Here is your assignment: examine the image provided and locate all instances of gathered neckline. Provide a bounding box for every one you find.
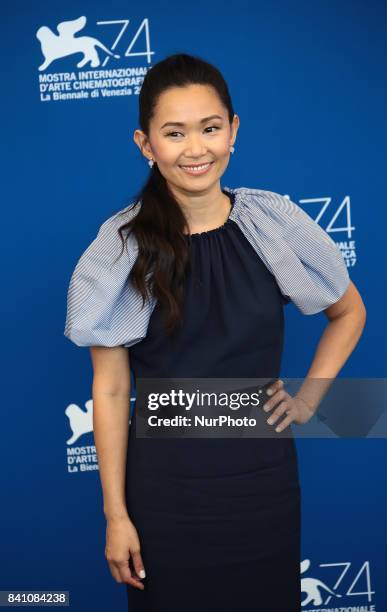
[184,189,236,239]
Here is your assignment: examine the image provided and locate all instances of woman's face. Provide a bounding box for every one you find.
[135,84,239,195]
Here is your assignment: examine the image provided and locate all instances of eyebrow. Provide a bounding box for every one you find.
[160,115,224,130]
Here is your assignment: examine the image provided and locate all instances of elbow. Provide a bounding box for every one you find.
[324,280,367,326]
[92,381,131,398]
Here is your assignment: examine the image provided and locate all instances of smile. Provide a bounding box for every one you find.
[179,162,214,175]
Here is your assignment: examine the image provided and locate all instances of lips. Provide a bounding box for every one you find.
[179,162,213,168]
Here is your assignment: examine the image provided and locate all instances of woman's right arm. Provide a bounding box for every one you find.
[90,345,146,590]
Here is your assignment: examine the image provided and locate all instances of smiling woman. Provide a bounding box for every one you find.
[64,52,365,612]
[145,98,234,190]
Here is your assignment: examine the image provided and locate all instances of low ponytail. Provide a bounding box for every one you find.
[118,163,192,336]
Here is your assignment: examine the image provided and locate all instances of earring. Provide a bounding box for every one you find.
[230,145,235,154]
[148,158,154,167]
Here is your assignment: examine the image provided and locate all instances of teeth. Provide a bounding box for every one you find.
[181,163,211,172]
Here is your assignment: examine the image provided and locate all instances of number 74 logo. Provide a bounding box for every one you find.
[300,196,355,240]
[96,18,154,67]
[301,559,375,607]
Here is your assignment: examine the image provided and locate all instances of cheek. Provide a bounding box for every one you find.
[157,145,181,165]
[214,137,232,156]
[149,139,174,161]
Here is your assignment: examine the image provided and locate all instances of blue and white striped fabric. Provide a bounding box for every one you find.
[64,187,350,347]
[64,202,156,348]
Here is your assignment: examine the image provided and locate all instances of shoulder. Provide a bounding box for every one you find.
[74,200,143,268]
[64,199,153,348]
[229,186,350,315]
[94,200,142,240]
[232,186,337,247]
[233,186,310,219]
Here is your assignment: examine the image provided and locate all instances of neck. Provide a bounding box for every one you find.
[169,184,232,235]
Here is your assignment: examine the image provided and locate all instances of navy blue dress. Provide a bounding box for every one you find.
[125,190,301,611]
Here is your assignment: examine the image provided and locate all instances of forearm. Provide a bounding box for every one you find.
[296,310,366,412]
[92,386,131,521]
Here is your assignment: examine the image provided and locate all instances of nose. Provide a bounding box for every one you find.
[185,134,207,158]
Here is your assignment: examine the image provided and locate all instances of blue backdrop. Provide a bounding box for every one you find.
[2,0,386,610]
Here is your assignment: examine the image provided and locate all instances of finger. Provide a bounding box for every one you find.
[266,400,290,425]
[263,388,287,413]
[274,413,294,433]
[266,378,284,397]
[117,560,145,590]
[131,550,146,580]
[108,562,123,583]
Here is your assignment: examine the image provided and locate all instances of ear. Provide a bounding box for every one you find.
[133,129,153,160]
[230,114,240,146]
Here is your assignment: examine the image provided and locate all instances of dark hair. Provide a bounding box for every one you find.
[117,53,235,335]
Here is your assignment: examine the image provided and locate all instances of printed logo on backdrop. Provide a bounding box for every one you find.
[65,396,135,474]
[285,195,357,268]
[301,558,377,611]
[36,15,153,102]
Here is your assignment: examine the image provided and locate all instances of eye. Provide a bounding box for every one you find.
[204,126,221,133]
[165,126,221,138]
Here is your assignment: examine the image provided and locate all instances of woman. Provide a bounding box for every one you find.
[64,53,366,611]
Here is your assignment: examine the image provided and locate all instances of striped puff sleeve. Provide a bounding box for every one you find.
[64,203,156,347]
[235,188,350,314]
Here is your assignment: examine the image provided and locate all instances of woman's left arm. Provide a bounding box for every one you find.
[306,279,367,379]
[263,280,367,431]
